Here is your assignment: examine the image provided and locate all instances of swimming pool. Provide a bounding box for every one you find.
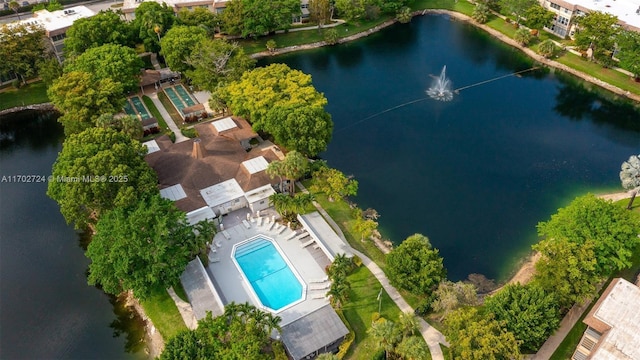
[233,237,304,312]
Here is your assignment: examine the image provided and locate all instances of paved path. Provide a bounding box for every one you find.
[167,287,198,330]
[297,182,448,360]
[144,90,189,143]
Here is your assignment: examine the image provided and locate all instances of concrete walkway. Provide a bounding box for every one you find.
[297,182,448,360]
[144,90,189,143]
[167,287,198,330]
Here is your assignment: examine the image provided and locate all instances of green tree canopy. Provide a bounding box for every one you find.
[532,239,600,309]
[220,64,333,156]
[334,0,366,22]
[185,39,255,92]
[65,43,143,93]
[432,280,478,320]
[47,127,158,229]
[443,307,522,360]
[524,3,554,30]
[266,150,308,194]
[95,113,144,140]
[499,0,536,24]
[309,0,332,26]
[161,304,280,359]
[220,0,245,36]
[64,10,134,56]
[177,7,220,35]
[386,233,445,295]
[160,26,208,74]
[134,1,175,52]
[574,11,620,62]
[396,336,429,360]
[48,71,124,135]
[616,31,640,79]
[87,194,214,298]
[537,194,640,275]
[36,57,63,87]
[310,166,358,201]
[485,283,560,352]
[0,23,47,84]
[241,0,300,37]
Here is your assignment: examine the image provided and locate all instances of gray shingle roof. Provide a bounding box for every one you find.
[281,304,349,360]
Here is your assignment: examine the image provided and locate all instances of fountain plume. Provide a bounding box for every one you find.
[427,66,454,101]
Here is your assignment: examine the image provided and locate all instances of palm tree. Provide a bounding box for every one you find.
[328,253,353,278]
[620,154,640,209]
[261,312,282,336]
[9,1,21,20]
[395,336,429,360]
[396,312,419,338]
[539,39,557,58]
[327,277,350,309]
[367,319,401,359]
[472,3,490,24]
[280,151,308,195]
[266,160,285,192]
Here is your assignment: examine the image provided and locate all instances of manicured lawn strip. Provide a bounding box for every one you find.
[342,266,404,360]
[0,81,49,110]
[441,344,451,360]
[173,282,189,302]
[142,95,170,132]
[157,92,183,126]
[308,188,389,269]
[140,287,188,340]
[239,16,392,55]
[485,16,519,38]
[412,0,474,14]
[556,52,640,94]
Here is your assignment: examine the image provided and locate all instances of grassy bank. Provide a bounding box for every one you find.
[0,82,49,110]
[343,266,407,359]
[140,286,189,340]
[556,52,640,94]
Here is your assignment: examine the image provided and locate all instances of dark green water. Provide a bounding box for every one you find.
[262,14,640,281]
[0,111,146,359]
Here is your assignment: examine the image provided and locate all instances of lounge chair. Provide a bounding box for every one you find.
[300,238,316,248]
[210,257,221,263]
[222,230,231,240]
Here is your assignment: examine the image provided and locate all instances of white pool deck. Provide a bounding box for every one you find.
[204,212,334,326]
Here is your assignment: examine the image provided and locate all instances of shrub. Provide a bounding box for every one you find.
[472,3,491,24]
[538,39,556,58]
[515,28,532,46]
[324,28,340,45]
[272,341,288,360]
[352,254,362,267]
[396,6,412,24]
[266,39,277,53]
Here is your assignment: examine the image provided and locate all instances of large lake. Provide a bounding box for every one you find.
[0,111,145,359]
[262,14,640,281]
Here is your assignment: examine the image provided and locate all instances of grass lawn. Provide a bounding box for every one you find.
[306,185,389,269]
[140,287,188,340]
[556,52,640,95]
[157,92,183,126]
[0,81,49,110]
[142,95,170,132]
[342,266,408,360]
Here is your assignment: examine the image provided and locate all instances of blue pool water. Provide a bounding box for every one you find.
[234,238,303,311]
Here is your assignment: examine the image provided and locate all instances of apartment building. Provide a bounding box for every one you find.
[540,0,640,38]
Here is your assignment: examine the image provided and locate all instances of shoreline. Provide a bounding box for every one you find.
[252,10,640,104]
[497,190,634,291]
[0,103,55,117]
[123,291,165,359]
